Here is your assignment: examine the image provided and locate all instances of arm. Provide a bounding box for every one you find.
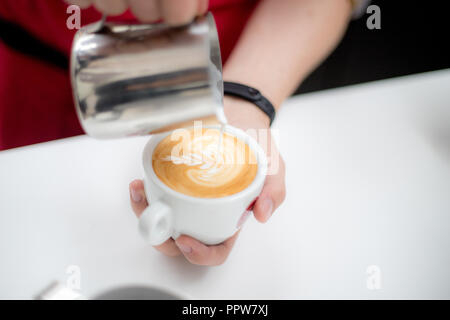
[224,0,352,109]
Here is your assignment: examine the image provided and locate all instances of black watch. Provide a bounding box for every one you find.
[223,81,276,126]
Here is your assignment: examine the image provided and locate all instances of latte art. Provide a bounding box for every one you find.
[152,128,258,198]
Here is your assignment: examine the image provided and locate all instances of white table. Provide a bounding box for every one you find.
[1,69,449,299]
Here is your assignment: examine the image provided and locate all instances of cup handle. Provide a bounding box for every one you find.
[138,201,173,246]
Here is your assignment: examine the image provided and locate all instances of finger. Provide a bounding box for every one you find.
[93,0,128,16]
[153,238,182,257]
[129,180,181,256]
[129,179,148,217]
[158,0,198,26]
[253,157,286,223]
[128,0,161,23]
[65,0,92,8]
[175,231,240,266]
[197,0,209,16]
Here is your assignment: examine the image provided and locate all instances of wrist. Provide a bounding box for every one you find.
[223,81,276,126]
[223,96,271,130]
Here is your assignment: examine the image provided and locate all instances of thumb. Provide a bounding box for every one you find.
[129,179,148,217]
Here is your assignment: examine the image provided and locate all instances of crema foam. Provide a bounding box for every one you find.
[152,128,258,198]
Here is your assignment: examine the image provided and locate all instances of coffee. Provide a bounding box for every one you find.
[152,127,258,198]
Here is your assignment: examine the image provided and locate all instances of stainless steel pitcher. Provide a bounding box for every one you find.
[70,13,225,139]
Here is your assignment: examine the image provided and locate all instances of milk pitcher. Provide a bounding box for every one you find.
[70,13,225,139]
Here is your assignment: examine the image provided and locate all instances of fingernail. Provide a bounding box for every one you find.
[130,188,142,203]
[176,243,192,254]
[261,198,273,221]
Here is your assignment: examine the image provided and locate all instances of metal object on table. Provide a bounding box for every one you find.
[70,13,225,139]
[35,281,184,300]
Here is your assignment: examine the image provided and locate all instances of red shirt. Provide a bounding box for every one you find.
[0,0,258,150]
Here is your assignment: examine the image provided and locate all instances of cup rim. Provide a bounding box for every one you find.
[142,125,268,203]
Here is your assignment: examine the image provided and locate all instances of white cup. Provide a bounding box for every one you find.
[139,125,267,246]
